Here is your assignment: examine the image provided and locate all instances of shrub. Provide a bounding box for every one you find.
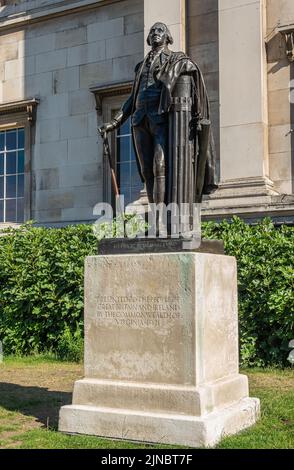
[202,217,294,367]
[0,217,293,367]
[0,222,96,357]
[55,324,84,363]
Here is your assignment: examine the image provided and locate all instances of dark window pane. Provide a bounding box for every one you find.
[130,186,142,203]
[119,184,128,195]
[18,128,25,149]
[17,174,24,198]
[125,189,132,206]
[118,162,130,188]
[6,175,16,198]
[114,118,139,203]
[0,154,3,175]
[0,132,4,151]
[0,128,26,222]
[131,162,141,187]
[6,199,17,222]
[117,137,130,163]
[17,198,24,223]
[119,185,131,204]
[18,150,25,173]
[6,130,17,150]
[0,177,3,199]
[0,199,3,222]
[118,119,131,136]
[6,152,17,175]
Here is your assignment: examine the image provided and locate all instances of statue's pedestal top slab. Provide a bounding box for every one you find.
[98,238,224,255]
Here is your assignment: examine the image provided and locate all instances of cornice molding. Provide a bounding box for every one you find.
[0,98,39,123]
[0,0,120,31]
[90,81,132,115]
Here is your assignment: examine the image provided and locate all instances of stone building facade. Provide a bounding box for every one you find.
[0,0,293,226]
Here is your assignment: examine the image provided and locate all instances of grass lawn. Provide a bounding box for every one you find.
[0,356,293,449]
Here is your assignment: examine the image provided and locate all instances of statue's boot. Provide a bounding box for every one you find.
[145,178,154,204]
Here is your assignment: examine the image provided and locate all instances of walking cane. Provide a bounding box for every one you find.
[98,129,124,218]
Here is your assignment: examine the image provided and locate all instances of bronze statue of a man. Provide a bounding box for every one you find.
[99,22,217,220]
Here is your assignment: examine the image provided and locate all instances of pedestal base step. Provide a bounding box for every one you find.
[59,397,260,448]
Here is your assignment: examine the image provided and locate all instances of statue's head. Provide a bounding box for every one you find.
[147,22,173,48]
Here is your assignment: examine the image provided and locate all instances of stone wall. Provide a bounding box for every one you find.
[267,0,294,195]
[187,0,220,167]
[0,0,144,223]
[0,0,293,225]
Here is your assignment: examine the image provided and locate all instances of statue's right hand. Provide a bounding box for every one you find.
[98,121,116,136]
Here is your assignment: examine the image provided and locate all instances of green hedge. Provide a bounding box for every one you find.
[0,218,293,366]
[0,223,96,359]
[203,218,294,367]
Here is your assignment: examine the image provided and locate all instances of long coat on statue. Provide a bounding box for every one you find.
[120,49,218,204]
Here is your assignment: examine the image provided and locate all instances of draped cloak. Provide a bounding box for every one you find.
[120,50,218,204]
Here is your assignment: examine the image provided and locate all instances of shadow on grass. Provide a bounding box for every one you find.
[0,382,72,430]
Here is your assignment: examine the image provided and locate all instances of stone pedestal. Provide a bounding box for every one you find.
[59,253,259,447]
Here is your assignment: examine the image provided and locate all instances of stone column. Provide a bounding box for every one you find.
[204,0,277,216]
[144,0,186,54]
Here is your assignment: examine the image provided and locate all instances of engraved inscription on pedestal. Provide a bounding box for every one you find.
[84,254,195,385]
[94,294,181,328]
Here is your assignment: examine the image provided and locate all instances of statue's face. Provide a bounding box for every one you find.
[149,23,168,48]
